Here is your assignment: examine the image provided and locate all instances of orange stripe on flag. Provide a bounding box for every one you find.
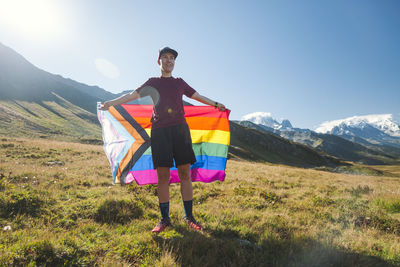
[185,117,229,131]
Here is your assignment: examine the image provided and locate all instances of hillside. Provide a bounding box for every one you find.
[279,129,400,165]
[0,138,399,266]
[0,96,100,142]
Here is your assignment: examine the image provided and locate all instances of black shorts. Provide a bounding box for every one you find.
[151,123,197,169]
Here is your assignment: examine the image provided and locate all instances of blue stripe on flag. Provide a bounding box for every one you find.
[130,155,227,171]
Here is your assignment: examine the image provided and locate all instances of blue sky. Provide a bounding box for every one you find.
[1,0,399,129]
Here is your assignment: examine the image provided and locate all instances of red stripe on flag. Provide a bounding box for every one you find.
[121,104,230,119]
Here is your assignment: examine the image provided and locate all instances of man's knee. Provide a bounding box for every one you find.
[157,167,170,183]
[178,164,191,181]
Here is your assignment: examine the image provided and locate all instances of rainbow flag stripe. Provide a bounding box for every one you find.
[97,104,230,185]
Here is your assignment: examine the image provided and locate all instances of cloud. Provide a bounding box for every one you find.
[95,58,120,79]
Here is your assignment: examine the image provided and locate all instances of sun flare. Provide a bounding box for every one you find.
[0,0,65,41]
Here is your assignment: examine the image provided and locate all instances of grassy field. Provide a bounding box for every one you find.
[1,137,400,266]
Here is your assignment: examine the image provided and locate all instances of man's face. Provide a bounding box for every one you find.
[158,52,175,74]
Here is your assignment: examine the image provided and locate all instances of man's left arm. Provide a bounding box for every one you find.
[190,92,226,111]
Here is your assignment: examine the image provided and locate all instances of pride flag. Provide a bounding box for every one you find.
[97,104,230,185]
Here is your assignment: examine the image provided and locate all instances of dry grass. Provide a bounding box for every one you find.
[1,137,400,266]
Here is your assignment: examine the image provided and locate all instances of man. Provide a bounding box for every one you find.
[101,47,226,233]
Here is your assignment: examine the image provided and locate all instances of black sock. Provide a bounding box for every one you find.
[183,200,193,219]
[159,202,170,220]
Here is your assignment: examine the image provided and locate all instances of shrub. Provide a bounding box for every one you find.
[0,190,46,218]
[0,143,14,148]
[127,183,157,196]
[9,239,92,266]
[311,195,335,207]
[94,199,143,224]
[58,217,77,229]
[313,210,334,222]
[354,214,400,236]
[0,173,6,191]
[7,172,37,184]
[260,191,281,204]
[375,199,400,214]
[82,181,91,188]
[347,185,373,197]
[234,185,256,196]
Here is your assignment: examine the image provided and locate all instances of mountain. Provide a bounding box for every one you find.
[316,114,400,136]
[229,121,346,168]
[237,120,399,165]
[315,114,400,148]
[0,42,114,140]
[0,43,114,114]
[240,111,400,164]
[0,43,155,140]
[241,112,293,130]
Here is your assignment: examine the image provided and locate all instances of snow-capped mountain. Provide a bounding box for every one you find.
[315,114,400,148]
[241,112,293,130]
[315,114,400,137]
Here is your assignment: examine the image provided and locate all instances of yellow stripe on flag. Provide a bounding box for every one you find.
[190,129,230,145]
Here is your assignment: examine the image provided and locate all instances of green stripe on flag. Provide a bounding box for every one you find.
[192,143,228,157]
[142,143,227,157]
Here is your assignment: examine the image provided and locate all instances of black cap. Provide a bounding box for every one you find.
[158,47,178,60]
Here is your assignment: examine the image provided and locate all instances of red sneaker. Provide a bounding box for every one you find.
[184,216,203,231]
[151,218,172,233]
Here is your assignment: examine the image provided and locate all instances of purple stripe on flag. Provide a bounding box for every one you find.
[128,168,226,185]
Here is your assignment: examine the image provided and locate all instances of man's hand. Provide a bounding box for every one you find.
[216,103,226,111]
[99,91,140,111]
[100,101,112,110]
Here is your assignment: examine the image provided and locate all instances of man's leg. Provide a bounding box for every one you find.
[178,164,203,230]
[178,163,192,201]
[152,167,171,233]
[157,167,170,203]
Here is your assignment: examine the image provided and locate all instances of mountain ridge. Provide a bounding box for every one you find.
[315,114,400,149]
[316,114,400,137]
[0,42,113,114]
[240,112,400,164]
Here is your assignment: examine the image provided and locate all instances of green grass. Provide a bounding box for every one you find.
[375,198,400,214]
[0,137,400,266]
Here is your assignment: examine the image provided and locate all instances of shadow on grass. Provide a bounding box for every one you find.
[5,239,93,266]
[0,190,47,218]
[154,226,397,267]
[94,199,143,224]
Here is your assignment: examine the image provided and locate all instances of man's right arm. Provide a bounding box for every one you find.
[101,91,140,110]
